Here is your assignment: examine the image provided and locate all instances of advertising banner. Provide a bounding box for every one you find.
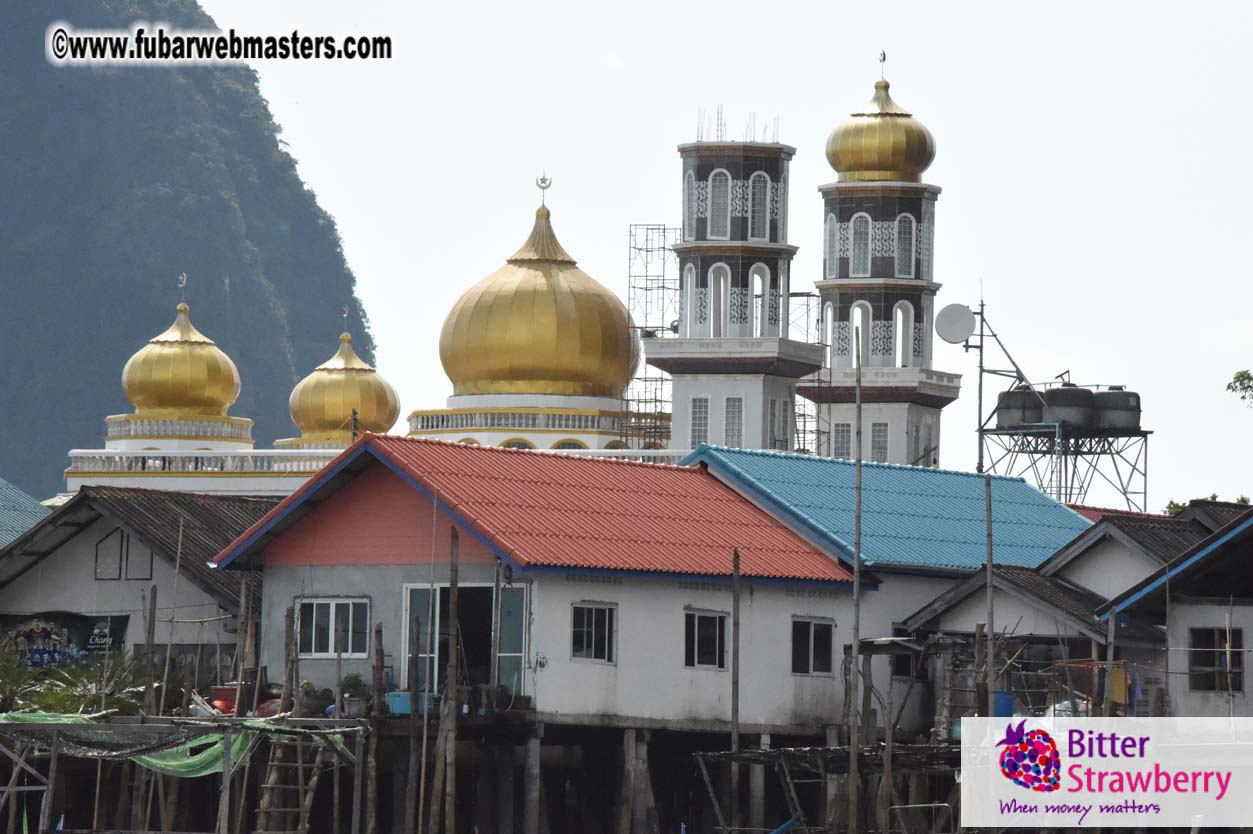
[0,612,129,667]
[962,717,1253,828]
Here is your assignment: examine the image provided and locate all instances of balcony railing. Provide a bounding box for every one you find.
[67,448,338,475]
[105,415,254,442]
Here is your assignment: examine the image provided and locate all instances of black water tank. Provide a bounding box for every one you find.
[996,386,1043,428]
[1043,383,1095,429]
[1094,386,1141,433]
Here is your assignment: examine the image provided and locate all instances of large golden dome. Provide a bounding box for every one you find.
[288,332,400,442]
[826,79,935,182]
[439,205,635,398]
[121,302,241,417]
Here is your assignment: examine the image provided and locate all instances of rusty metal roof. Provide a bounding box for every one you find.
[214,435,854,584]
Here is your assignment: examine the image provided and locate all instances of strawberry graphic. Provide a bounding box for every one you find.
[996,720,1060,792]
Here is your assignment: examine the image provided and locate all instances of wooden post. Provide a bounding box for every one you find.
[352,729,365,834]
[631,731,658,834]
[523,733,541,834]
[849,323,863,834]
[234,576,250,718]
[366,623,384,834]
[293,604,304,717]
[750,734,768,833]
[985,474,996,718]
[406,615,420,834]
[974,622,987,718]
[145,586,158,713]
[730,548,741,831]
[616,729,635,834]
[490,557,502,711]
[1103,615,1118,717]
[335,617,345,718]
[280,606,295,712]
[476,740,497,834]
[38,734,58,834]
[445,527,460,834]
[217,728,232,834]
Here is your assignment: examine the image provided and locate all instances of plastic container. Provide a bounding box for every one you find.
[993,689,1014,717]
[387,690,439,716]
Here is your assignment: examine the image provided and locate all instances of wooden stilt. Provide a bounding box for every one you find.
[615,729,635,834]
[496,746,516,834]
[38,734,58,834]
[444,527,460,834]
[630,730,658,834]
[407,614,422,834]
[750,733,769,832]
[366,622,384,834]
[523,733,541,834]
[476,738,497,834]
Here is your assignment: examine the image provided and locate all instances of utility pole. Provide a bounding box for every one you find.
[848,326,863,834]
[731,548,741,829]
[985,474,995,718]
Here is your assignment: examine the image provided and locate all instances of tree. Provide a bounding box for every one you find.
[1164,494,1251,516]
[1229,370,1253,404]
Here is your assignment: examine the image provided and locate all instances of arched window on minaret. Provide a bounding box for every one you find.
[709,263,731,337]
[748,172,770,241]
[823,301,836,368]
[681,264,695,337]
[895,214,915,278]
[749,263,773,337]
[729,267,751,337]
[850,301,872,367]
[708,170,731,239]
[850,213,871,277]
[684,172,696,241]
[824,214,837,279]
[893,301,915,367]
[695,267,710,337]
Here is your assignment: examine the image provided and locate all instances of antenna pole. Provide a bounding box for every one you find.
[848,325,863,834]
[976,298,986,473]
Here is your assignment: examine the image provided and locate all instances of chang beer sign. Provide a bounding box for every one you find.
[0,612,129,667]
[962,718,1253,828]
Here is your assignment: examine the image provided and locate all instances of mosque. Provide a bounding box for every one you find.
[61,75,961,496]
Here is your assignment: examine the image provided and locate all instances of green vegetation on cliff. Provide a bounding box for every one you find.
[0,0,376,498]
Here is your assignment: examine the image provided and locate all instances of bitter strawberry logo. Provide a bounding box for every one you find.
[996,720,1061,792]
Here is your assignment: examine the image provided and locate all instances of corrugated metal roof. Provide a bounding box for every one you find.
[217,435,853,583]
[1068,504,1168,523]
[0,487,275,614]
[684,446,1092,572]
[1103,515,1212,564]
[0,476,48,549]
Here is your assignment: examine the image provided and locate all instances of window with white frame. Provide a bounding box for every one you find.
[824,214,837,278]
[748,172,769,240]
[851,213,871,277]
[1190,627,1243,692]
[791,618,834,675]
[683,172,696,241]
[572,604,616,663]
[298,598,369,658]
[871,422,889,463]
[691,397,709,446]
[724,398,743,448]
[684,611,726,669]
[832,423,851,459]
[768,398,778,449]
[708,171,730,239]
[895,214,915,278]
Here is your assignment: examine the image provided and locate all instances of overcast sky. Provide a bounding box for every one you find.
[197,0,1252,510]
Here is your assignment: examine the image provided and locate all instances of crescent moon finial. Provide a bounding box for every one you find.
[535,172,551,205]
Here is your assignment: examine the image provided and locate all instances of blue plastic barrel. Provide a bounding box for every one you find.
[993,690,1014,717]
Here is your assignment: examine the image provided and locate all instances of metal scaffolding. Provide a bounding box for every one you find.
[621,224,681,448]
[789,291,830,457]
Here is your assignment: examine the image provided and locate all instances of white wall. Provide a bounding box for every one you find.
[1166,601,1253,717]
[937,585,1089,639]
[0,516,234,651]
[1057,536,1161,599]
[670,373,798,450]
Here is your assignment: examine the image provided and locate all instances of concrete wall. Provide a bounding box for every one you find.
[0,515,234,651]
[1057,536,1160,599]
[937,585,1092,639]
[669,374,799,451]
[1166,601,1253,717]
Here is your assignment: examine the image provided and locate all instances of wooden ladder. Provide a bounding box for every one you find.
[255,734,331,834]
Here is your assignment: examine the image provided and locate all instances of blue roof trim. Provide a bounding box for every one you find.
[684,445,1090,573]
[1100,512,1253,620]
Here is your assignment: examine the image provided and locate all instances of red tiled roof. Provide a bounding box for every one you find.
[1067,504,1167,523]
[215,435,853,583]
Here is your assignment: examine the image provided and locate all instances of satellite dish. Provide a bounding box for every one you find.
[935,303,976,344]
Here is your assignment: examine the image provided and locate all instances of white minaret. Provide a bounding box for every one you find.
[800,77,961,466]
[644,140,824,450]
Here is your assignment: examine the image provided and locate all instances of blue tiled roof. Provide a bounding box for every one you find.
[0,475,47,550]
[682,446,1091,572]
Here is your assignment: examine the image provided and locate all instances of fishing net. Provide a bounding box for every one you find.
[0,714,343,778]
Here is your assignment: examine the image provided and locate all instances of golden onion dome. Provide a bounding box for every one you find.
[439,205,635,398]
[121,302,241,417]
[288,332,400,441]
[826,79,935,182]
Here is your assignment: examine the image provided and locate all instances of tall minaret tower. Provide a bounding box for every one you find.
[799,78,961,466]
[644,140,824,450]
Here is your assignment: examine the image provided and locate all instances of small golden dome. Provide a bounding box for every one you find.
[439,205,635,398]
[826,79,935,182]
[122,303,241,417]
[289,332,400,442]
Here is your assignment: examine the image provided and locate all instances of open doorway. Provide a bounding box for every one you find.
[404,583,526,698]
